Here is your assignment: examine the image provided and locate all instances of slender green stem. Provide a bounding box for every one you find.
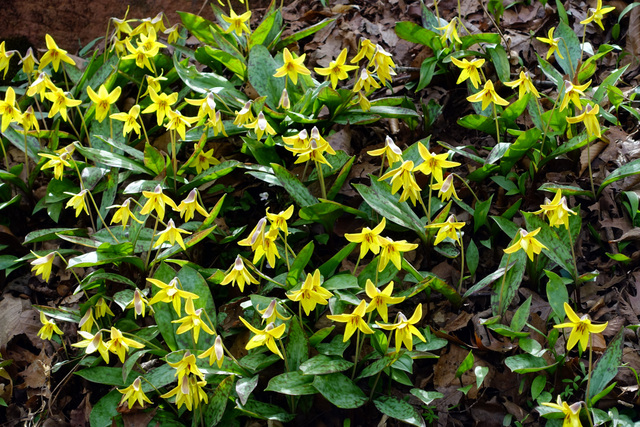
[585,336,595,427]
[351,330,362,380]
[145,217,159,270]
[378,152,387,178]
[458,237,465,293]
[566,225,581,304]
[493,103,500,145]
[87,190,119,242]
[315,159,327,199]
[22,131,30,178]
[452,173,480,203]
[587,141,596,198]
[497,252,512,318]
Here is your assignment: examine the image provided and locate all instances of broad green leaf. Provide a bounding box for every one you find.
[473,196,493,232]
[593,65,629,103]
[490,248,526,317]
[395,21,440,49]
[536,54,563,87]
[249,6,282,49]
[235,374,259,406]
[487,45,510,82]
[475,366,489,389]
[24,228,87,244]
[144,142,165,175]
[588,329,623,403]
[466,239,479,276]
[276,18,336,50]
[457,114,495,135]
[89,390,120,427]
[236,399,295,422]
[76,367,136,386]
[357,354,397,379]
[510,295,532,333]
[374,396,426,427]
[299,203,345,232]
[531,375,546,401]
[182,160,240,193]
[299,354,353,375]
[178,11,217,45]
[545,270,570,319]
[74,145,152,175]
[323,274,359,291]
[286,241,314,289]
[540,132,596,168]
[312,373,367,409]
[410,389,444,405]
[242,136,280,166]
[265,371,317,395]
[354,177,426,242]
[286,317,308,372]
[318,242,357,278]
[174,56,244,98]
[248,45,284,109]
[314,335,350,357]
[554,21,582,79]
[505,354,556,373]
[499,128,541,175]
[271,163,318,207]
[455,351,474,379]
[599,157,640,195]
[204,375,234,426]
[68,251,144,271]
[460,33,501,50]
[522,213,574,274]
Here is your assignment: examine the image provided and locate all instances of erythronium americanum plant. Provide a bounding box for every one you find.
[1,0,637,425]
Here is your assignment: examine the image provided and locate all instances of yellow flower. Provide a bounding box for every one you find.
[239,317,287,359]
[431,174,459,201]
[118,377,152,409]
[379,160,422,205]
[541,397,583,427]
[30,251,56,282]
[536,27,564,60]
[161,375,208,411]
[351,38,377,63]
[142,74,168,97]
[154,219,191,251]
[207,111,227,136]
[168,351,205,381]
[287,270,334,316]
[559,80,591,111]
[365,280,405,323]
[368,136,403,166]
[244,112,276,141]
[65,189,89,217]
[19,47,39,76]
[466,80,509,111]
[450,57,485,89]
[415,144,461,183]
[40,152,72,180]
[355,91,371,111]
[27,72,56,101]
[166,109,197,141]
[142,88,178,126]
[133,13,167,36]
[253,228,281,268]
[109,198,143,229]
[376,304,426,351]
[164,24,181,44]
[288,135,335,168]
[186,92,217,122]
[504,227,548,261]
[126,289,152,318]
[567,104,601,138]
[278,88,290,110]
[435,18,462,45]
[220,255,259,292]
[122,39,155,71]
[273,47,311,85]
[21,106,40,133]
[233,101,255,126]
[353,69,381,93]
[39,34,76,72]
[191,142,220,174]
[95,297,115,319]
[111,17,134,38]
[378,237,419,272]
[256,299,291,325]
[532,190,576,229]
[266,205,294,235]
[554,302,608,351]
[426,214,465,246]
[314,48,358,89]
[282,129,309,149]
[148,277,199,316]
[72,331,110,363]
[344,218,386,259]
[581,0,615,30]
[0,42,16,78]
[87,84,121,122]
[198,335,225,368]
[327,300,374,342]
[222,7,252,36]
[79,308,96,333]
[177,189,209,222]
[504,70,540,100]
[46,88,82,122]
[107,327,144,363]
[139,185,178,220]
[137,27,166,56]
[0,87,21,132]
[172,298,215,344]
[110,105,141,136]
[37,311,63,340]
[238,217,267,251]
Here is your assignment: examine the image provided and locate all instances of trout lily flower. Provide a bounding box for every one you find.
[368,136,403,166]
[378,237,419,272]
[142,88,178,125]
[176,189,209,222]
[107,327,144,363]
[327,300,374,342]
[451,57,485,89]
[139,185,178,220]
[287,270,334,316]
[172,298,215,344]
[219,255,259,292]
[426,215,465,246]
[581,0,615,30]
[536,27,564,59]
[532,190,576,229]
[466,80,509,111]
[344,218,386,259]
[118,377,152,409]
[266,205,294,235]
[365,280,405,323]
[567,104,601,138]
[110,105,141,136]
[431,174,459,201]
[504,70,540,100]
[198,335,225,368]
[379,160,422,206]
[148,277,199,316]
[87,84,121,122]
[435,18,463,45]
[273,47,311,85]
[65,189,89,217]
[30,252,56,282]
[559,80,592,111]
[109,198,143,229]
[415,144,460,183]
[153,219,191,251]
[239,317,287,359]
[504,227,548,261]
[222,7,252,36]
[541,397,583,427]
[376,304,426,351]
[39,34,76,71]
[554,302,608,351]
[37,311,63,340]
[72,331,111,363]
[314,48,358,89]
[46,88,82,122]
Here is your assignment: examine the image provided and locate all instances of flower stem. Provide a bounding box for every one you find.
[497,252,512,318]
[351,330,362,380]
[315,159,327,199]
